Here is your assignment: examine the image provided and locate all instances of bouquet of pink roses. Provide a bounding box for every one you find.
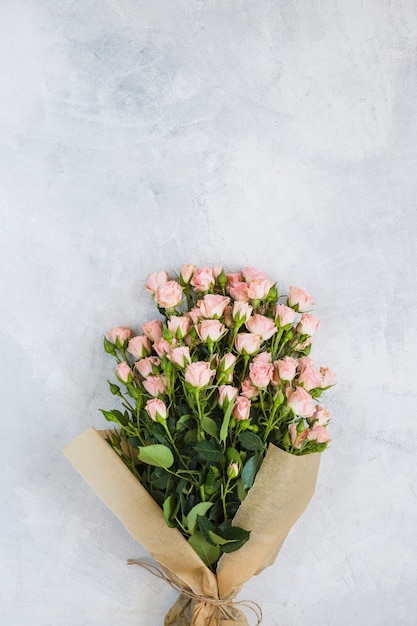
[64,265,335,625]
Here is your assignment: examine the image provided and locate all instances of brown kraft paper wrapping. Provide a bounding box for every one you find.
[63,427,320,625]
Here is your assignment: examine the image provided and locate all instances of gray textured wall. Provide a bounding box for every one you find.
[1,1,416,624]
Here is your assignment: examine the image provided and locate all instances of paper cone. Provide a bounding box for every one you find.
[63,428,320,625]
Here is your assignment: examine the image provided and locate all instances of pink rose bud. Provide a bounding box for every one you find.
[146,271,169,293]
[246,279,273,300]
[227,462,240,478]
[191,267,215,292]
[155,280,183,308]
[127,335,151,359]
[241,377,259,399]
[135,356,161,378]
[286,386,316,418]
[246,314,277,341]
[252,352,272,364]
[167,315,191,339]
[108,326,132,344]
[142,320,163,342]
[198,294,230,319]
[223,305,233,328]
[142,375,167,397]
[297,313,320,336]
[288,423,309,449]
[288,286,315,312]
[169,346,191,368]
[145,398,167,421]
[219,353,237,373]
[298,362,323,391]
[218,385,239,407]
[274,304,297,327]
[275,356,298,382]
[212,266,224,281]
[232,396,251,421]
[249,360,274,388]
[153,338,175,358]
[184,361,214,388]
[235,333,261,355]
[307,423,331,443]
[310,405,330,425]
[232,301,253,323]
[180,264,196,284]
[228,281,250,302]
[320,367,336,387]
[241,266,270,282]
[116,362,133,383]
[197,319,227,342]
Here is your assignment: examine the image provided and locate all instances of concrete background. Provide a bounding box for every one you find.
[1,1,416,624]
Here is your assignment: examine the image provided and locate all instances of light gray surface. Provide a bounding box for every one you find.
[1,1,416,624]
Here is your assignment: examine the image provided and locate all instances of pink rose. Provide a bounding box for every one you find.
[226,272,243,287]
[185,361,214,388]
[288,286,315,312]
[180,264,196,284]
[146,398,167,421]
[288,423,309,449]
[153,338,175,358]
[155,281,183,308]
[297,313,320,336]
[127,335,151,359]
[142,320,163,342]
[249,360,274,388]
[298,362,322,391]
[228,282,249,302]
[167,315,191,339]
[241,266,270,282]
[212,266,224,281]
[108,326,132,344]
[142,375,167,397]
[218,385,238,407]
[219,353,237,373]
[116,362,133,383]
[276,356,298,382]
[233,396,251,421]
[135,356,161,378]
[274,304,297,327]
[310,405,330,425]
[223,305,233,328]
[241,377,259,399]
[235,333,261,355]
[169,346,191,368]
[252,352,272,364]
[198,294,230,319]
[320,367,336,388]
[246,314,277,341]
[307,423,331,443]
[232,301,253,323]
[246,279,273,300]
[146,271,168,293]
[286,386,316,417]
[197,319,227,342]
[191,267,214,292]
[187,307,202,324]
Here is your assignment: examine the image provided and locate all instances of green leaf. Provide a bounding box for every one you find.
[186,502,214,533]
[216,525,251,553]
[238,431,264,451]
[137,444,174,469]
[163,495,179,528]
[201,416,218,438]
[194,440,223,463]
[241,453,263,490]
[188,532,221,566]
[175,414,192,432]
[197,514,217,545]
[219,400,235,444]
[99,408,129,427]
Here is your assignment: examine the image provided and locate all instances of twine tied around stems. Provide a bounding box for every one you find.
[127,560,263,625]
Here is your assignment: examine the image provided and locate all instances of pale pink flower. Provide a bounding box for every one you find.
[320,367,337,388]
[310,405,330,425]
[153,338,174,358]
[135,356,161,378]
[198,294,230,319]
[252,352,272,364]
[226,272,243,287]
[298,362,322,391]
[223,305,233,328]
[142,375,167,397]
[142,320,163,342]
[298,356,313,369]
[127,335,151,359]
[297,313,320,336]
[180,264,196,284]
[146,271,168,293]
[218,385,239,407]
[233,396,251,421]
[169,346,191,368]
[249,360,274,388]
[191,267,214,292]
[274,304,297,327]
[246,314,277,341]
[219,353,237,373]
[288,423,309,449]
[212,266,224,281]
[108,326,132,344]
[232,301,253,323]
[235,333,261,355]
[276,356,298,382]
[241,377,259,399]
[197,319,227,342]
[307,423,331,443]
[187,307,202,324]
[288,286,315,312]
[246,279,273,300]
[286,386,316,417]
[229,282,249,302]
[155,281,183,308]
[241,267,270,282]
[116,362,133,383]
[146,398,167,421]
[185,361,214,388]
[167,315,191,339]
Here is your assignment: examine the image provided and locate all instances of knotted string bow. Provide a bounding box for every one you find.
[127,560,263,625]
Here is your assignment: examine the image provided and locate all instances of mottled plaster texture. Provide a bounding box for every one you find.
[1,1,417,625]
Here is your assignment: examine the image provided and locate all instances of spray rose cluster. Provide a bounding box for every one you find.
[102,265,335,568]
